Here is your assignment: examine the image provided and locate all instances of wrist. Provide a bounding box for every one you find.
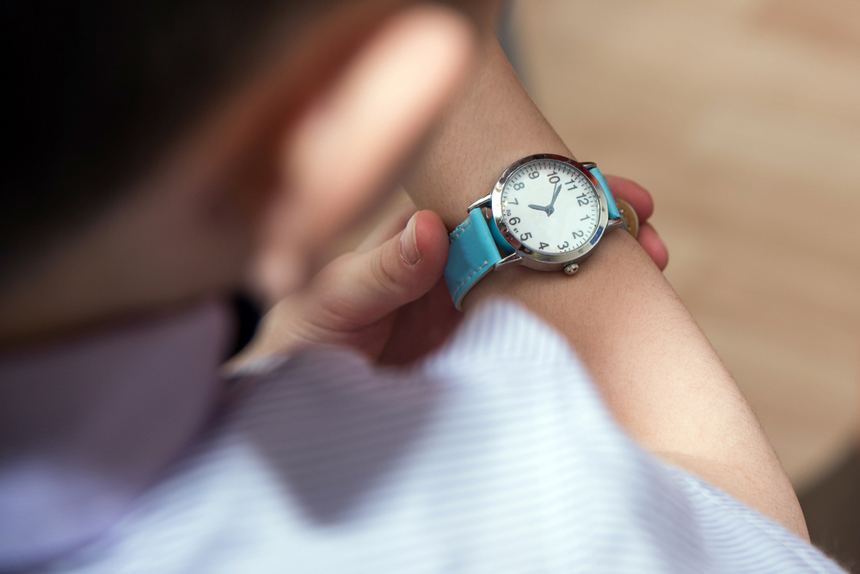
[403,37,571,229]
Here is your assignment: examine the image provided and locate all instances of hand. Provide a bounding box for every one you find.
[229,204,460,369]
[229,177,667,368]
[546,182,563,213]
[604,174,668,270]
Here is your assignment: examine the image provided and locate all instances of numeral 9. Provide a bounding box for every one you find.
[529,171,540,179]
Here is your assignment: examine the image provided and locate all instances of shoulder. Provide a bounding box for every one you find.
[42,300,844,573]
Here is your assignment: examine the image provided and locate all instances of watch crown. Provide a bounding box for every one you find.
[563,263,580,276]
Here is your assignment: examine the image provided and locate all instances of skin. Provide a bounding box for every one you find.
[404,32,808,539]
[1,0,807,543]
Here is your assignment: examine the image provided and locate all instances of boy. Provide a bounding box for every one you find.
[0,0,842,571]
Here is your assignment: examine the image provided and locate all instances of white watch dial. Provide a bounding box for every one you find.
[500,159,601,254]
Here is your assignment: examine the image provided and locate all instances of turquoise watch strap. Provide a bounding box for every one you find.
[444,162,619,311]
[588,166,620,220]
[443,209,502,310]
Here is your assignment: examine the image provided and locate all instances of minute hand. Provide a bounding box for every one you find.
[547,183,562,211]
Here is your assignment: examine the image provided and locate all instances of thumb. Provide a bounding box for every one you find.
[312,210,449,328]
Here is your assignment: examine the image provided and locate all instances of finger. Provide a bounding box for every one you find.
[355,200,417,253]
[313,210,450,326]
[604,175,654,221]
[637,222,669,270]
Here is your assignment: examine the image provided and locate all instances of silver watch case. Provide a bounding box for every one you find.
[469,153,621,273]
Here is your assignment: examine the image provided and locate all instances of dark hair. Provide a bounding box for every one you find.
[0,1,307,276]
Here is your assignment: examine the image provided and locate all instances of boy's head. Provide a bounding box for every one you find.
[1,1,479,345]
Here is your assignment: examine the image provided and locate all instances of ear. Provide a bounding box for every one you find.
[248,5,475,304]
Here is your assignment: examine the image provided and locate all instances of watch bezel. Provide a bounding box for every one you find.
[490,153,610,271]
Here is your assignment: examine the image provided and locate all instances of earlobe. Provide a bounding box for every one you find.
[250,5,476,304]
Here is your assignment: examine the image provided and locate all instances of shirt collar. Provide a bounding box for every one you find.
[0,300,231,570]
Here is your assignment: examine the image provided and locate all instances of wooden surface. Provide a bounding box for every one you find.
[513,0,860,490]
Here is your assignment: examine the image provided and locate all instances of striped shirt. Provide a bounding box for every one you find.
[0,300,844,573]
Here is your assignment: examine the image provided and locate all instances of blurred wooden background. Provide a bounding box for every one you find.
[510,0,860,492]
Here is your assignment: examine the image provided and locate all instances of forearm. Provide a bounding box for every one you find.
[405,35,807,538]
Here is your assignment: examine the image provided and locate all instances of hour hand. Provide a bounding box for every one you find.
[528,203,550,215]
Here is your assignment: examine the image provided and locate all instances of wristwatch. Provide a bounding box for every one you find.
[443,153,637,310]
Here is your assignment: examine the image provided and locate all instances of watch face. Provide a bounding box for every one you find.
[499,159,601,255]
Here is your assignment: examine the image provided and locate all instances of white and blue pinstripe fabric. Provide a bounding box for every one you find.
[30,301,843,573]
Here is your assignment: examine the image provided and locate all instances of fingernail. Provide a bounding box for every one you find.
[400,212,421,265]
